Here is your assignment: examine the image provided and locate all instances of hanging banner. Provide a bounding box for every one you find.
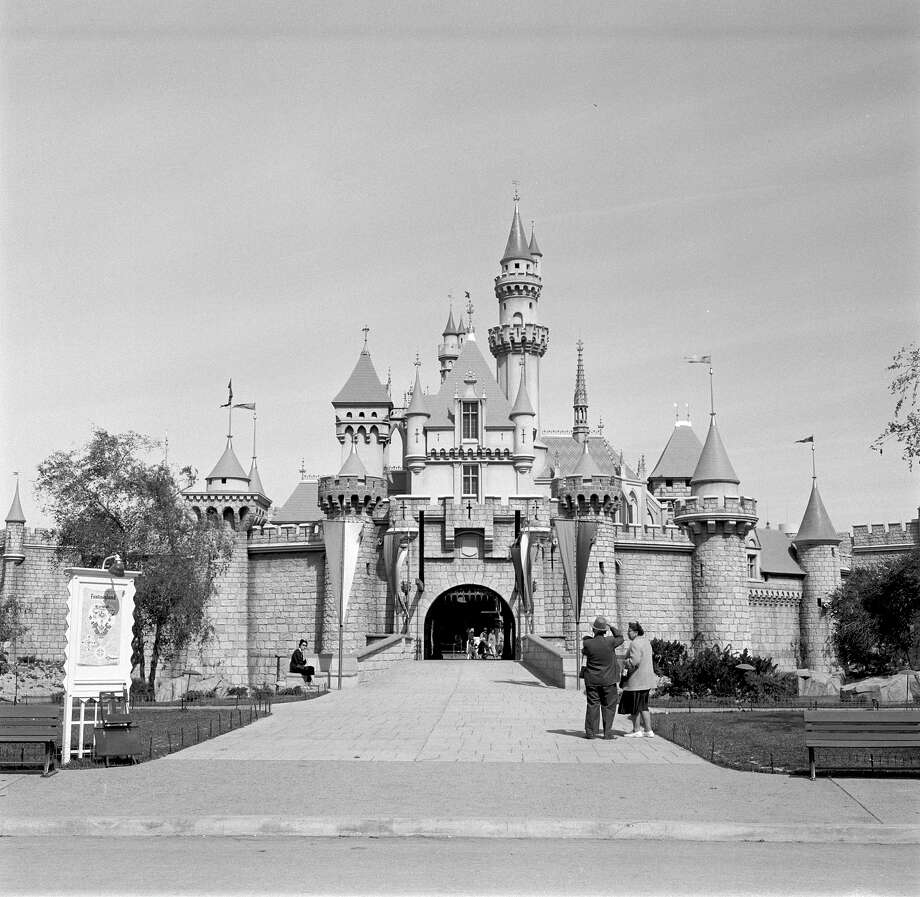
[510,530,534,613]
[382,531,410,618]
[324,517,365,621]
[554,519,597,623]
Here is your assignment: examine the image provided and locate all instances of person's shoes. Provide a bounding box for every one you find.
[623,731,643,738]
[604,734,616,740]
[584,734,596,740]
[642,730,655,738]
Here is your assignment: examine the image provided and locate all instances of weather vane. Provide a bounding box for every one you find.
[361,324,370,351]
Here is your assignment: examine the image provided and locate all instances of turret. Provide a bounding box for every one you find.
[318,438,386,516]
[331,341,393,478]
[509,371,536,473]
[647,411,703,522]
[793,482,841,672]
[438,307,461,383]
[674,417,757,650]
[572,340,589,444]
[3,477,26,567]
[488,193,549,434]
[404,365,430,474]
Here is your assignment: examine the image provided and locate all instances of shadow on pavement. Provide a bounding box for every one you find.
[546,729,591,739]
[494,680,548,688]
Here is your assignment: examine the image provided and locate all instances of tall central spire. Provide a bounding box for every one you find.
[573,339,589,443]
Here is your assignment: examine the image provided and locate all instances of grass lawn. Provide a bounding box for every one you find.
[657,710,920,775]
[0,690,328,772]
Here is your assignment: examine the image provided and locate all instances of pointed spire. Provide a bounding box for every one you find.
[5,476,26,524]
[442,307,458,337]
[510,371,535,418]
[332,349,391,405]
[793,483,840,546]
[572,339,589,444]
[247,459,266,496]
[501,199,532,263]
[528,221,542,257]
[406,365,430,417]
[649,417,703,481]
[691,419,739,489]
[573,440,604,477]
[338,438,367,477]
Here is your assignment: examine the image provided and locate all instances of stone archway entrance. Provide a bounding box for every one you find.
[424,585,516,660]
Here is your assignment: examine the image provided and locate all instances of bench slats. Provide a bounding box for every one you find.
[803,711,918,723]
[0,706,61,719]
[0,728,60,740]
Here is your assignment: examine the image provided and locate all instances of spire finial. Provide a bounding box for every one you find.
[361,324,370,354]
[299,458,306,480]
[414,352,421,369]
[466,295,474,331]
[512,179,520,203]
[598,416,604,434]
[674,402,679,421]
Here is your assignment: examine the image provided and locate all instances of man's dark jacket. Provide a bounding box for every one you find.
[581,630,625,687]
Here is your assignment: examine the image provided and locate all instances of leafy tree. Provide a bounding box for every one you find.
[0,595,25,646]
[35,429,234,688]
[828,547,920,677]
[873,343,920,469]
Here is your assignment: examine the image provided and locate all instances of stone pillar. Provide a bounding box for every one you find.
[689,531,751,649]
[797,543,840,672]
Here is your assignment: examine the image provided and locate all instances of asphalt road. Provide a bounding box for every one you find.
[2,836,917,896]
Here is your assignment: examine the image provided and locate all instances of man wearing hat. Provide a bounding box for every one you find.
[580,616,624,739]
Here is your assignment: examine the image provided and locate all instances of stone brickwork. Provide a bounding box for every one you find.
[615,546,694,643]
[690,534,751,648]
[797,543,840,672]
[356,634,415,682]
[850,519,919,567]
[0,530,71,661]
[247,550,325,686]
[568,515,618,650]
[749,587,801,669]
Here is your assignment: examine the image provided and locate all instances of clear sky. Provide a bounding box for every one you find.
[1,1,917,531]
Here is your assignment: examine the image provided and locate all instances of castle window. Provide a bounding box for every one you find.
[514,262,520,269]
[747,553,760,580]
[462,463,479,498]
[461,402,479,440]
[666,480,673,488]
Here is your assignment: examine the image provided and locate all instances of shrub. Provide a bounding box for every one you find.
[651,639,688,677]
[655,642,786,699]
[226,685,248,698]
[130,679,154,702]
[278,686,304,696]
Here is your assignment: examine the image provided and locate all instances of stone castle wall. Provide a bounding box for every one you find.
[690,533,751,649]
[615,546,694,643]
[749,588,801,669]
[850,519,919,567]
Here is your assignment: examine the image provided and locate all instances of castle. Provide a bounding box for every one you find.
[3,197,918,691]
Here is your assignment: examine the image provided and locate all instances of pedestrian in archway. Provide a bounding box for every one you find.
[580,616,624,739]
[621,622,656,737]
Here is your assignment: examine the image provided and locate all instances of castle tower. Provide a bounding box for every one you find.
[793,482,841,672]
[647,412,703,522]
[572,339,589,444]
[404,365,430,475]
[553,441,621,648]
[331,340,393,478]
[3,477,26,568]
[673,418,757,649]
[488,194,549,435]
[437,307,461,383]
[510,367,536,478]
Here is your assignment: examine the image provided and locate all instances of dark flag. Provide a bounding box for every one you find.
[220,379,233,407]
[795,435,814,443]
[510,530,535,614]
[554,518,598,622]
[382,532,410,619]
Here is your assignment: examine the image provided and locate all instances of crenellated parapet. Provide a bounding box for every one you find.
[552,475,623,517]
[673,495,758,538]
[184,491,269,530]
[487,322,549,359]
[318,473,386,516]
[850,519,919,563]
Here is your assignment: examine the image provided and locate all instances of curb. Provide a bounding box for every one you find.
[2,816,919,844]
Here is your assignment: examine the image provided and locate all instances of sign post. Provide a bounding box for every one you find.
[62,557,139,764]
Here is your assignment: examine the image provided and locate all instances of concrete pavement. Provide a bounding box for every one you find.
[0,660,918,844]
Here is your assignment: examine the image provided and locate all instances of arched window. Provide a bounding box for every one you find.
[512,312,523,328]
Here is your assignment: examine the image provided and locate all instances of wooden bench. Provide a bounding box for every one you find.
[0,704,61,776]
[804,709,920,780]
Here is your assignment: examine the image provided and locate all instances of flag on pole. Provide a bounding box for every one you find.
[220,379,233,407]
[795,435,814,443]
[233,402,256,411]
[684,354,712,364]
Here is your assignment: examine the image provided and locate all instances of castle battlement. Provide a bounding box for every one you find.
[612,523,692,545]
[850,517,919,557]
[318,473,387,514]
[250,523,324,546]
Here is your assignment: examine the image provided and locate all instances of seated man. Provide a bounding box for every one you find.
[289,638,315,683]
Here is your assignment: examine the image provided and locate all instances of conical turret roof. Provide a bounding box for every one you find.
[501,203,532,263]
[649,421,703,480]
[5,480,25,523]
[247,459,266,497]
[529,224,542,257]
[691,420,739,487]
[510,373,535,418]
[207,440,249,481]
[793,483,840,545]
[442,308,458,337]
[332,351,391,406]
[338,440,367,477]
[406,368,430,417]
[573,440,605,477]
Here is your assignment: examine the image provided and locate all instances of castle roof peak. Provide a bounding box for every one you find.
[5,478,26,524]
[501,201,532,264]
[573,439,605,477]
[333,350,391,406]
[207,439,249,482]
[510,373,535,418]
[793,482,840,545]
[338,439,367,477]
[690,419,739,487]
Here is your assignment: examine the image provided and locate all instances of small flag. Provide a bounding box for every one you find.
[464,291,470,299]
[234,402,256,411]
[795,436,814,444]
[684,354,712,364]
[220,379,233,407]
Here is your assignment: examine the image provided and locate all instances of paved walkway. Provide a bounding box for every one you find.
[1,661,918,844]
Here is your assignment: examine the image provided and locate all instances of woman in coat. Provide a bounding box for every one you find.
[620,622,656,737]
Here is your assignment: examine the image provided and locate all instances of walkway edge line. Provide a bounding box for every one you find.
[2,816,919,844]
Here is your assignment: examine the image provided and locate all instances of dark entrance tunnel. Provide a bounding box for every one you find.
[424,585,516,660]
